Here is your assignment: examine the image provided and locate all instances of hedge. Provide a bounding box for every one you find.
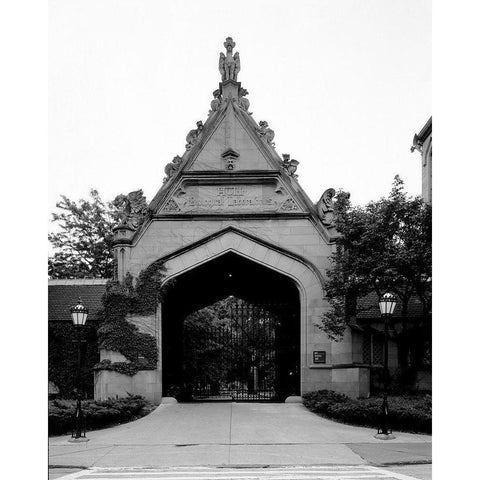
[49,395,154,436]
[303,390,431,434]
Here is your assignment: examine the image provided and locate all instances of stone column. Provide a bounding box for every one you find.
[112,225,134,281]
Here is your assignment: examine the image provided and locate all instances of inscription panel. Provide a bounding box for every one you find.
[161,183,301,214]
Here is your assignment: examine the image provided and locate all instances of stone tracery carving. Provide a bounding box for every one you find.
[185,120,204,151]
[280,197,300,211]
[162,198,181,213]
[255,121,275,147]
[113,190,148,230]
[317,188,336,226]
[219,37,241,82]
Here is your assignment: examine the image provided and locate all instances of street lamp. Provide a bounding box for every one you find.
[69,298,89,442]
[376,292,397,439]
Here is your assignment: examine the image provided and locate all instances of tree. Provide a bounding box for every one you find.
[48,189,119,278]
[320,176,432,373]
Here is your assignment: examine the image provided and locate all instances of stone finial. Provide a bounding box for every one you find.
[219,37,241,82]
[317,188,336,226]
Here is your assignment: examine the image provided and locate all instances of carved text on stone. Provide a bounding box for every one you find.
[160,184,300,214]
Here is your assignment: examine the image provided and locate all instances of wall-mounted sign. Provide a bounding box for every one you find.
[313,351,326,364]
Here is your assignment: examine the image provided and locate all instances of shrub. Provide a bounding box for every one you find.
[48,394,154,436]
[303,390,431,434]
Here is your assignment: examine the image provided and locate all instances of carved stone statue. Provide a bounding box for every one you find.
[256,120,275,146]
[209,89,223,115]
[219,37,240,81]
[163,155,182,183]
[281,153,299,178]
[238,88,250,113]
[317,188,336,226]
[185,121,204,150]
[113,190,148,230]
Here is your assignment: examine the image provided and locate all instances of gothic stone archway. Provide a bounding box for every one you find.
[98,38,370,403]
[159,229,321,401]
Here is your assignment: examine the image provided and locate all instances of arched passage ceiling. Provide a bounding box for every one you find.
[162,251,299,318]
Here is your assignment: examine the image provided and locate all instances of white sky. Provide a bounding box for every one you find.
[49,0,431,212]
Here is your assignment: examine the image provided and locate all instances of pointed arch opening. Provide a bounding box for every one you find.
[161,251,300,401]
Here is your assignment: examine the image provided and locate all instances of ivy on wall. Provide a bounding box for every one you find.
[95,260,167,376]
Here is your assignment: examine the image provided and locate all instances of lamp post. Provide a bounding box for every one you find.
[377,292,397,439]
[70,298,88,441]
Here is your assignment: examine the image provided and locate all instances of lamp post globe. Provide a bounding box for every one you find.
[376,292,397,439]
[71,299,88,327]
[379,292,397,317]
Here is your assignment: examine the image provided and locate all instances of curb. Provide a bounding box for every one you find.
[371,460,432,467]
[49,465,88,470]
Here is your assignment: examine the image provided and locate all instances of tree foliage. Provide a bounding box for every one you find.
[48,189,119,279]
[48,321,100,398]
[320,176,432,349]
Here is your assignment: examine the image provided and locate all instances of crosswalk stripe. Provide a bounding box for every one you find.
[56,466,421,480]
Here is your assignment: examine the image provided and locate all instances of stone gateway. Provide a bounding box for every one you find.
[95,38,370,404]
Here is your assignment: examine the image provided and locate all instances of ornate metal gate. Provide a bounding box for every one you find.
[182,298,299,401]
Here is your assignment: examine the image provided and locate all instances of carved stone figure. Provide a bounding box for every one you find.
[281,153,299,178]
[238,88,250,113]
[163,155,182,183]
[317,188,336,226]
[185,121,204,150]
[113,190,148,230]
[209,89,223,114]
[219,37,241,81]
[256,120,275,146]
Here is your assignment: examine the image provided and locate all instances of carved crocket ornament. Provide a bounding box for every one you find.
[219,37,241,81]
[281,153,299,178]
[185,121,204,150]
[256,120,275,146]
[317,188,336,226]
[209,89,223,115]
[238,88,251,113]
[163,155,182,183]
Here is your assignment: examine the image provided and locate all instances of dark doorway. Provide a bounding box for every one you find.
[161,252,300,402]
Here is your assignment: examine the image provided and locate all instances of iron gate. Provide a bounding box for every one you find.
[182,299,299,401]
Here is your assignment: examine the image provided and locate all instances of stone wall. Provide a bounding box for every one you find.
[94,369,162,404]
[124,218,333,280]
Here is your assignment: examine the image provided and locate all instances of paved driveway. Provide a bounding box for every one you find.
[49,402,431,468]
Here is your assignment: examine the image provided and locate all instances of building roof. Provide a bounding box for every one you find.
[48,279,107,322]
[416,116,432,143]
[48,279,425,323]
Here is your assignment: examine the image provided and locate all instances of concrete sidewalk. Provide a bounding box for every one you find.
[49,403,431,468]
